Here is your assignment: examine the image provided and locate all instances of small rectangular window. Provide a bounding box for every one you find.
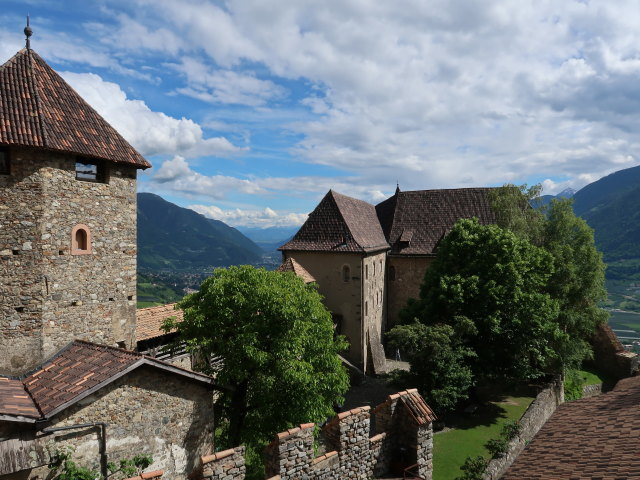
[76,158,107,183]
[0,148,10,175]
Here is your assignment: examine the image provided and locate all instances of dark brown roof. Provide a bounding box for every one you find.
[0,49,150,169]
[0,377,40,419]
[376,188,496,255]
[276,257,316,283]
[136,303,183,342]
[503,376,640,479]
[280,190,389,253]
[374,389,436,426]
[0,340,215,422]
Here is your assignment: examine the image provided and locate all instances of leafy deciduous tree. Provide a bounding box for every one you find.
[166,265,349,449]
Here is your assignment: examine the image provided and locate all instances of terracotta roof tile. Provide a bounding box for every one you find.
[375,188,496,255]
[0,377,40,418]
[136,303,183,342]
[503,376,640,479]
[276,258,316,283]
[0,49,150,168]
[280,190,389,253]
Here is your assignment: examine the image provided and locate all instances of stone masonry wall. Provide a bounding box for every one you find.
[0,147,138,375]
[482,378,564,480]
[3,366,214,480]
[386,256,432,330]
[200,390,433,480]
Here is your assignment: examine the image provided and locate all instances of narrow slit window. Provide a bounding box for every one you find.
[71,224,92,255]
[342,264,351,282]
[0,148,9,175]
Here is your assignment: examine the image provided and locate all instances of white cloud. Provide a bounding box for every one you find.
[190,204,307,228]
[130,0,640,191]
[61,72,244,159]
[153,156,265,198]
[171,58,286,106]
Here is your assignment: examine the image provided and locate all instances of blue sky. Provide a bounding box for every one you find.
[2,0,640,228]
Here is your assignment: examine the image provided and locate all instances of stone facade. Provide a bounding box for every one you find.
[0,366,214,480]
[386,256,432,328]
[281,250,387,371]
[200,390,434,480]
[0,147,138,375]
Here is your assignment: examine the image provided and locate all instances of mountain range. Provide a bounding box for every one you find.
[137,193,264,271]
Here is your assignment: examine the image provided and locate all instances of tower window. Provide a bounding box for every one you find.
[71,224,92,255]
[342,264,351,282]
[76,158,107,183]
[0,148,9,175]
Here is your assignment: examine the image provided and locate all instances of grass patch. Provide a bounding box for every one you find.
[433,394,534,480]
[575,367,605,386]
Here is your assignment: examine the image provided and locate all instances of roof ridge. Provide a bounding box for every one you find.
[328,190,364,252]
[26,49,49,147]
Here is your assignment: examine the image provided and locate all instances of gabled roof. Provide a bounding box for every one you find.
[279,190,389,253]
[0,377,39,419]
[503,376,640,479]
[0,340,217,422]
[136,303,183,343]
[376,188,496,255]
[276,257,316,283]
[0,49,150,169]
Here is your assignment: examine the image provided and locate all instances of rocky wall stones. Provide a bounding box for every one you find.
[0,147,138,375]
[200,391,434,480]
[27,366,214,480]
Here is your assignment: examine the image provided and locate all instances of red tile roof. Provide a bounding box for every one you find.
[0,377,40,419]
[0,49,150,169]
[376,188,496,255]
[136,303,183,342]
[276,257,316,283]
[280,190,389,253]
[503,376,640,479]
[0,340,215,421]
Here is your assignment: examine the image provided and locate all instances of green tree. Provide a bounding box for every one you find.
[491,185,608,370]
[387,320,476,413]
[398,218,560,383]
[166,265,349,449]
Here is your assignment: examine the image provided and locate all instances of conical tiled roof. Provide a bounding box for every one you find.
[0,48,150,168]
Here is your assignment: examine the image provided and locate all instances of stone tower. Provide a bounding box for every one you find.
[0,45,151,375]
[279,190,389,373]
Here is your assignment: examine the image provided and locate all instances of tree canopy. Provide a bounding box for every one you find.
[165,265,349,448]
[391,185,608,412]
[400,218,560,384]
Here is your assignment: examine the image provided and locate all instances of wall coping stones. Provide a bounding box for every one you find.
[311,450,338,466]
[201,449,236,464]
[123,469,164,480]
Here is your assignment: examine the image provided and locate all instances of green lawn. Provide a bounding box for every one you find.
[575,367,606,386]
[433,394,534,480]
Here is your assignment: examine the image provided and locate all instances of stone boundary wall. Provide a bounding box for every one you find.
[582,383,603,398]
[483,378,564,480]
[591,323,640,380]
[200,390,433,480]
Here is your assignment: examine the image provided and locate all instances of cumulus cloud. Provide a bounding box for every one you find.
[61,72,244,159]
[190,204,307,228]
[153,156,265,198]
[130,0,640,191]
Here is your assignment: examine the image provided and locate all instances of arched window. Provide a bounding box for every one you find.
[365,264,369,279]
[71,224,92,255]
[342,264,351,282]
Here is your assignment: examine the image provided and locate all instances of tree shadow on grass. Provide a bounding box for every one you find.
[445,400,509,431]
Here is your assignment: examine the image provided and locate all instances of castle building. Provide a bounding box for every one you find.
[280,187,495,373]
[0,42,150,375]
[0,30,220,479]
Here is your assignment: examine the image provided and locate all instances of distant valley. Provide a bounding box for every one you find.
[136,193,292,306]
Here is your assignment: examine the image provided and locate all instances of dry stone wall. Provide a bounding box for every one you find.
[0,147,138,375]
[482,378,564,480]
[201,390,433,480]
[0,366,214,480]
